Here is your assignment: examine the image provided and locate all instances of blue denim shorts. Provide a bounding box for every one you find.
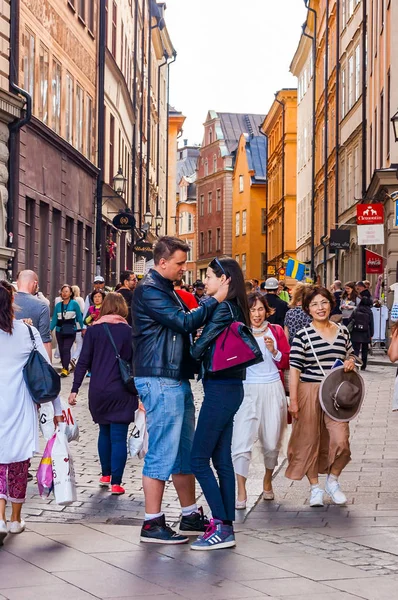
[134,377,195,481]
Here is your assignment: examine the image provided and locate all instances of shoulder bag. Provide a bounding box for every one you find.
[209,302,263,373]
[59,302,76,336]
[103,324,137,394]
[23,324,61,404]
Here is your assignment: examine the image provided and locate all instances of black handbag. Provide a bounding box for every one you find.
[103,324,137,394]
[23,325,61,404]
[59,301,76,336]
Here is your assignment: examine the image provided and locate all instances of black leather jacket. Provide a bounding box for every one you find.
[132,269,218,379]
[190,300,246,380]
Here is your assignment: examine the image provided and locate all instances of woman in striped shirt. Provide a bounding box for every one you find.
[286,286,356,507]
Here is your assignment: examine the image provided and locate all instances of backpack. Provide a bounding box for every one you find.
[353,309,370,332]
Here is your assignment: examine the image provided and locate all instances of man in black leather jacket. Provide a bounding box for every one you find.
[132,236,229,544]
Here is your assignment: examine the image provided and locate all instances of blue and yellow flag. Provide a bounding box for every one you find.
[286,258,306,281]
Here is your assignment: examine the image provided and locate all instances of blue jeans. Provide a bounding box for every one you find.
[98,423,129,485]
[134,377,195,481]
[191,379,244,522]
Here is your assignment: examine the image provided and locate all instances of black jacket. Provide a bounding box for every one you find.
[349,306,374,343]
[190,300,246,380]
[132,269,218,379]
[265,293,289,327]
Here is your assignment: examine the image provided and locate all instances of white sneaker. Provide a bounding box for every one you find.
[0,520,7,544]
[309,486,324,507]
[325,477,347,505]
[8,520,26,534]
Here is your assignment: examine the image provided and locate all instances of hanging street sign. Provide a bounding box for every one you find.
[133,239,153,260]
[329,229,350,251]
[357,224,385,246]
[112,211,136,231]
[365,249,384,274]
[356,204,384,225]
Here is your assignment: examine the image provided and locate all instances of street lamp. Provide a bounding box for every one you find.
[113,166,127,196]
[391,110,398,143]
[144,210,153,228]
[155,212,163,234]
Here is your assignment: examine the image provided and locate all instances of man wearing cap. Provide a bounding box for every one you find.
[263,277,289,327]
[83,276,106,317]
[193,281,207,305]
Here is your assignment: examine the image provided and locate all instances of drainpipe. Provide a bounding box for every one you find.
[145,0,153,217]
[258,126,268,279]
[8,0,32,279]
[95,0,106,275]
[138,0,146,227]
[274,94,285,264]
[334,0,341,281]
[156,53,169,227]
[165,51,177,234]
[361,0,367,280]
[321,0,330,286]
[302,4,317,282]
[131,0,139,227]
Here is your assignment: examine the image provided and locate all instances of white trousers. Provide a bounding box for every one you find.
[71,331,84,362]
[232,379,288,477]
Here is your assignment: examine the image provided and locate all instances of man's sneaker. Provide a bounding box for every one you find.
[179,506,209,535]
[60,368,69,378]
[69,358,77,371]
[111,484,125,495]
[99,475,111,487]
[0,520,7,545]
[191,519,236,551]
[309,486,324,507]
[140,514,189,544]
[325,477,347,505]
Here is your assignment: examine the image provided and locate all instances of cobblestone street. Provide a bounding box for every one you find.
[1,362,398,599]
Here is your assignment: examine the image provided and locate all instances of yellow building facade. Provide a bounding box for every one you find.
[261,90,297,275]
[232,133,267,280]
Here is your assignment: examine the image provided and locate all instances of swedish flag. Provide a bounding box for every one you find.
[286,258,306,281]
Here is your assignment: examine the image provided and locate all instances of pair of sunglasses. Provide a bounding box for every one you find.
[210,257,226,275]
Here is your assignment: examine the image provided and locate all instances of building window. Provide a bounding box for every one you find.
[348,55,354,110]
[199,194,204,217]
[213,154,217,173]
[66,73,74,144]
[204,159,208,177]
[355,44,361,102]
[65,216,74,284]
[23,28,35,102]
[109,114,115,183]
[112,1,117,58]
[241,253,247,274]
[242,210,247,235]
[200,232,204,255]
[87,0,94,32]
[187,212,193,232]
[216,227,221,251]
[187,240,193,262]
[341,67,346,118]
[216,188,221,211]
[208,128,213,144]
[85,94,93,159]
[39,45,49,124]
[235,254,240,264]
[261,208,267,234]
[235,212,240,236]
[76,84,84,153]
[78,0,85,21]
[51,59,61,134]
[208,191,212,214]
[207,230,212,253]
[387,70,391,156]
[353,145,359,200]
[121,22,124,72]
[25,197,35,267]
[239,175,244,193]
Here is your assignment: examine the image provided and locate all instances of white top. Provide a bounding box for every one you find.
[246,327,282,384]
[371,306,389,341]
[0,320,62,464]
[391,283,398,305]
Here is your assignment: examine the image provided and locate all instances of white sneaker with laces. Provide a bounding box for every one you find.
[309,486,324,507]
[0,520,7,544]
[8,520,26,534]
[325,477,347,505]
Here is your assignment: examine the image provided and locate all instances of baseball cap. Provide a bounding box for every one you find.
[93,275,105,283]
[195,282,205,289]
[264,277,279,290]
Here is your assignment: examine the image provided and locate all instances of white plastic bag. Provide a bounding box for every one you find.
[128,404,148,459]
[39,403,55,440]
[52,423,77,506]
[61,400,79,442]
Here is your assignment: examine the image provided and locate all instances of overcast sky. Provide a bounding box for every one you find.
[165,0,307,145]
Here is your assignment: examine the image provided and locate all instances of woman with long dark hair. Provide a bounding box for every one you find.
[340,282,360,326]
[189,257,249,551]
[0,280,63,543]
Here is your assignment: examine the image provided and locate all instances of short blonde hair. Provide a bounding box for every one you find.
[71,285,81,298]
[289,282,310,308]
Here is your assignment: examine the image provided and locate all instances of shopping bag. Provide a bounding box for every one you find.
[61,400,79,442]
[52,423,77,505]
[37,434,56,497]
[39,403,55,440]
[128,404,148,459]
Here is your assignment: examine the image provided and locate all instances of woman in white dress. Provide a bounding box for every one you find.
[0,280,63,543]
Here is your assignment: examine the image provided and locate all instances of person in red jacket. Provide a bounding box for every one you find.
[174,279,198,310]
[231,292,290,508]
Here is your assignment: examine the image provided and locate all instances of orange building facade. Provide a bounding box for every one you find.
[261,89,297,276]
[232,134,267,280]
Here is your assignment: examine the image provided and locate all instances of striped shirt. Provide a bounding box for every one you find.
[290,324,353,383]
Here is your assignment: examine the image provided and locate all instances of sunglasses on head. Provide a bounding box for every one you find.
[210,257,226,275]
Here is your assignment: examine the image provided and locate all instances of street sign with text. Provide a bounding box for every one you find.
[356,204,384,225]
[329,229,350,251]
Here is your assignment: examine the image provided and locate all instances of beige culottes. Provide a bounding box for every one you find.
[285,381,351,481]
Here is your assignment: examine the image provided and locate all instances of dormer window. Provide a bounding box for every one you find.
[209,128,213,145]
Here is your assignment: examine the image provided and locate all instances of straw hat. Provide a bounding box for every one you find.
[319,366,365,422]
